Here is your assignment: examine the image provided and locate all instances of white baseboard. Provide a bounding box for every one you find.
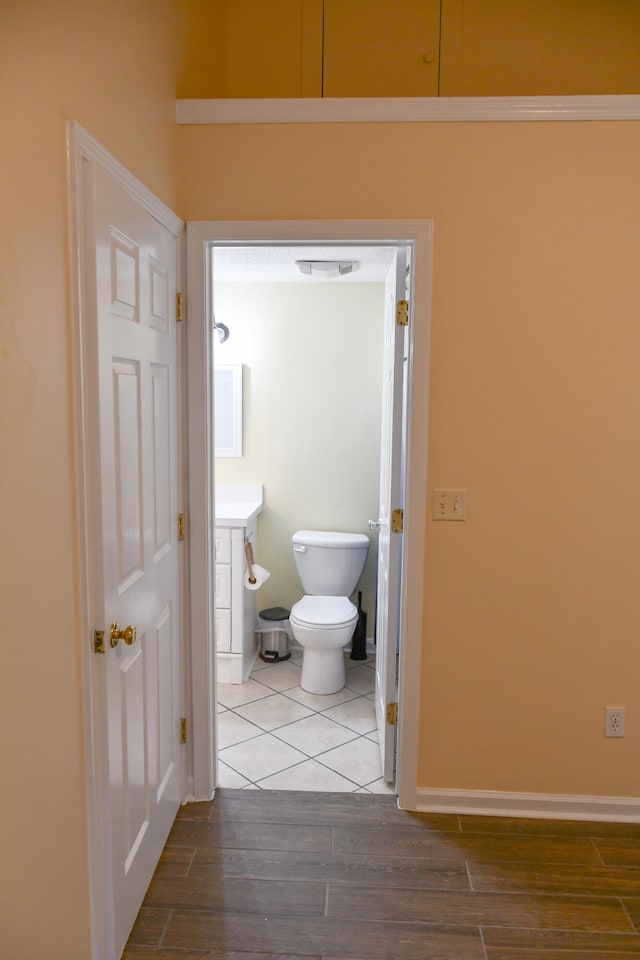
[216,652,247,684]
[416,787,640,823]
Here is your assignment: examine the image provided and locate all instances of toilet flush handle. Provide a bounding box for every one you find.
[368,519,382,530]
[293,544,307,553]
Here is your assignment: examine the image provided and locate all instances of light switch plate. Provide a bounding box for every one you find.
[433,489,467,521]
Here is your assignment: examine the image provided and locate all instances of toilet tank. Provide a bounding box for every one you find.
[292,530,370,596]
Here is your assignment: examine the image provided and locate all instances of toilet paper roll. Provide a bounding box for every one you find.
[244,564,271,590]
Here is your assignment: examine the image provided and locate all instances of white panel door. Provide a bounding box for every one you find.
[93,164,183,957]
[374,247,408,784]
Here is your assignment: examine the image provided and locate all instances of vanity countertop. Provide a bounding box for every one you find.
[215,483,263,528]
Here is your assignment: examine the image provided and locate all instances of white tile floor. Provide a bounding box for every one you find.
[216,650,394,794]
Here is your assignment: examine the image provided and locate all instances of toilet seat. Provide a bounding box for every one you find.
[290,595,357,629]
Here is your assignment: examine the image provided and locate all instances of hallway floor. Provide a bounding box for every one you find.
[216,651,393,793]
[125,789,640,958]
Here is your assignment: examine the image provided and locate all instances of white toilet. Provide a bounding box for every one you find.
[289,530,370,695]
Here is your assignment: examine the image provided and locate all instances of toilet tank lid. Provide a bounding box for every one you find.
[292,530,370,549]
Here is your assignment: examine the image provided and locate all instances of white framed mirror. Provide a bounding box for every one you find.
[214,363,243,457]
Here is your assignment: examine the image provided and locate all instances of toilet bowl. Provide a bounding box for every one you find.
[289,531,369,695]
[290,596,359,694]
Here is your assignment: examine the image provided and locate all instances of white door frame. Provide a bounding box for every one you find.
[186,219,433,810]
[68,121,185,960]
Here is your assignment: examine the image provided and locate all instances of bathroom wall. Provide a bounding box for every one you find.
[213,281,384,623]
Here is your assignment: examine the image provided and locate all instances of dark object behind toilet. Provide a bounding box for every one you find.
[350,591,367,660]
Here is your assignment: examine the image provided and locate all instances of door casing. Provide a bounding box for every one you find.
[186,219,433,810]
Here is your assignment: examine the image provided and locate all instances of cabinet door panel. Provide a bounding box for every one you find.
[323,0,440,97]
[215,563,232,608]
[440,0,640,96]
[215,527,232,565]
[227,0,322,97]
[215,608,232,652]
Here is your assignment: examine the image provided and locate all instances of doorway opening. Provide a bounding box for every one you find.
[185,220,432,812]
[211,243,404,793]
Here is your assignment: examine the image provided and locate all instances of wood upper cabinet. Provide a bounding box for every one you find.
[177,0,640,99]
[221,0,441,98]
[323,0,441,97]
[226,0,323,98]
[177,0,323,98]
[440,0,640,96]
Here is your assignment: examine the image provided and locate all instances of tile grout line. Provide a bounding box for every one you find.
[478,925,490,960]
[591,835,606,866]
[253,755,363,792]
[217,661,386,791]
[157,908,173,949]
[465,859,475,892]
[619,896,638,933]
[247,726,381,788]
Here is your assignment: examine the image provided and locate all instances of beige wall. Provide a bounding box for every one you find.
[214,281,384,619]
[179,118,640,799]
[0,2,182,957]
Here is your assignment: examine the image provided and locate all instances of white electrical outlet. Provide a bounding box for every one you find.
[433,489,467,521]
[605,707,626,738]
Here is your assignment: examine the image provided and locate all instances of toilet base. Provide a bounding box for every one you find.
[300,647,346,695]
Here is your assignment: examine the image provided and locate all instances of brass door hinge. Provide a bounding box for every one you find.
[386,702,399,725]
[180,718,188,744]
[396,299,409,326]
[176,291,184,322]
[94,630,105,654]
[391,508,404,533]
[178,513,186,541]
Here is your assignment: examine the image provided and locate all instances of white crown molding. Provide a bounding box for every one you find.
[177,95,640,125]
[415,787,640,823]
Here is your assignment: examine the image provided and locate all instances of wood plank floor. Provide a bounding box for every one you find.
[123,789,640,959]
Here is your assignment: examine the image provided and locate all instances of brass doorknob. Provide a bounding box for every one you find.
[110,622,137,647]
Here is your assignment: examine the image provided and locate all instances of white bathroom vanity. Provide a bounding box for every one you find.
[214,484,263,683]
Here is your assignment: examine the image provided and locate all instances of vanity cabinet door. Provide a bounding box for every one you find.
[230,523,257,656]
[215,526,232,653]
[215,608,232,652]
[215,527,231,564]
[215,563,232,608]
[214,522,259,674]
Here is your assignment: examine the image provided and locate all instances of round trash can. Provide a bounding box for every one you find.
[257,606,291,663]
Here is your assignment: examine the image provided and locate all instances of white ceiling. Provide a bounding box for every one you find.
[212,245,396,283]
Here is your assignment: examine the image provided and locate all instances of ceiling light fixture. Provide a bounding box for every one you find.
[295,260,358,278]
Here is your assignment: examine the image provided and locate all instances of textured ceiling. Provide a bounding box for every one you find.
[212,245,397,283]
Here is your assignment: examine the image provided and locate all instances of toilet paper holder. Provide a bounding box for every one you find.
[244,538,257,585]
